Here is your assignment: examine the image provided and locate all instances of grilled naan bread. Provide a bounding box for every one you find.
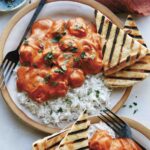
[57,111,90,150]
[32,111,90,150]
[32,130,67,150]
[95,11,148,76]
[104,15,150,88]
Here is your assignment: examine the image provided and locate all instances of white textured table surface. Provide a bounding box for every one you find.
[0,8,150,150]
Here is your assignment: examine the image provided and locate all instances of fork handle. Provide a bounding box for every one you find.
[132,138,147,150]
[17,0,47,49]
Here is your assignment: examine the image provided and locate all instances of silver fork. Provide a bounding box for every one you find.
[0,0,46,88]
[99,108,146,150]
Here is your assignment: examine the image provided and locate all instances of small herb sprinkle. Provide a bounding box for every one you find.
[38,49,43,53]
[133,102,137,106]
[61,65,67,71]
[74,24,82,30]
[54,68,65,74]
[71,47,78,53]
[95,90,100,98]
[44,52,53,65]
[80,52,86,59]
[51,81,58,86]
[74,57,80,62]
[44,74,51,83]
[57,107,63,113]
[129,105,133,108]
[65,98,72,105]
[122,104,126,108]
[88,88,92,95]
[133,109,138,114]
[51,34,63,43]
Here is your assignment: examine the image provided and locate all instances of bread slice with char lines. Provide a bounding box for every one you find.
[95,11,148,76]
[104,15,150,88]
[57,110,90,150]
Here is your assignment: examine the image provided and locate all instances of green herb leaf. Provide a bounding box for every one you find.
[38,49,43,53]
[74,57,80,62]
[133,102,137,106]
[61,65,67,71]
[44,74,51,83]
[65,98,72,105]
[51,81,58,86]
[74,24,82,30]
[133,109,138,114]
[57,107,63,113]
[88,88,92,95]
[51,34,63,43]
[44,52,53,65]
[129,105,132,108]
[80,52,86,59]
[71,47,78,53]
[95,90,100,98]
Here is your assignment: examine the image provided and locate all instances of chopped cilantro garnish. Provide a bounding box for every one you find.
[44,52,53,65]
[51,81,58,86]
[51,34,63,43]
[61,65,67,71]
[65,98,72,105]
[74,57,80,62]
[88,88,92,95]
[38,49,43,53]
[133,109,138,114]
[133,102,137,106]
[54,66,66,74]
[44,74,51,83]
[91,54,96,60]
[71,47,78,53]
[57,107,63,113]
[95,90,100,98]
[80,52,86,59]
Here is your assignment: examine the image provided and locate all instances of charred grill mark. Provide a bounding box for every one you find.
[108,27,120,65]
[107,76,143,81]
[126,56,131,62]
[118,33,127,65]
[102,22,112,56]
[106,22,112,39]
[102,43,107,56]
[76,146,89,150]
[73,137,88,144]
[128,34,142,39]
[125,68,150,73]
[124,25,138,30]
[46,141,61,150]
[94,10,97,17]
[98,16,105,34]
[68,126,89,135]
[60,138,88,147]
[76,119,87,124]
[143,43,147,47]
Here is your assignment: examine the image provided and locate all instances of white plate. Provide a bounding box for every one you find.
[0,1,131,133]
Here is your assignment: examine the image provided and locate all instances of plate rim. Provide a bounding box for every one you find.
[0,0,132,134]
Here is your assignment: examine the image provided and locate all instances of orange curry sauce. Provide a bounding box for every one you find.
[17,18,103,103]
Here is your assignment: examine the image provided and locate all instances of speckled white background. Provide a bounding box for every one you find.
[0,1,150,150]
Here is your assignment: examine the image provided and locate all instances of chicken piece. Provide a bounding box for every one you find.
[59,36,80,53]
[89,130,112,150]
[67,17,87,37]
[31,19,54,38]
[68,69,85,88]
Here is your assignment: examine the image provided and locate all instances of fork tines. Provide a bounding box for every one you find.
[98,108,126,136]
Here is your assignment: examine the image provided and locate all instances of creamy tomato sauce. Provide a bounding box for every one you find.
[17,17,103,103]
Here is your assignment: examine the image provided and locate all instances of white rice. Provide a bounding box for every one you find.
[88,122,116,138]
[17,73,111,128]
